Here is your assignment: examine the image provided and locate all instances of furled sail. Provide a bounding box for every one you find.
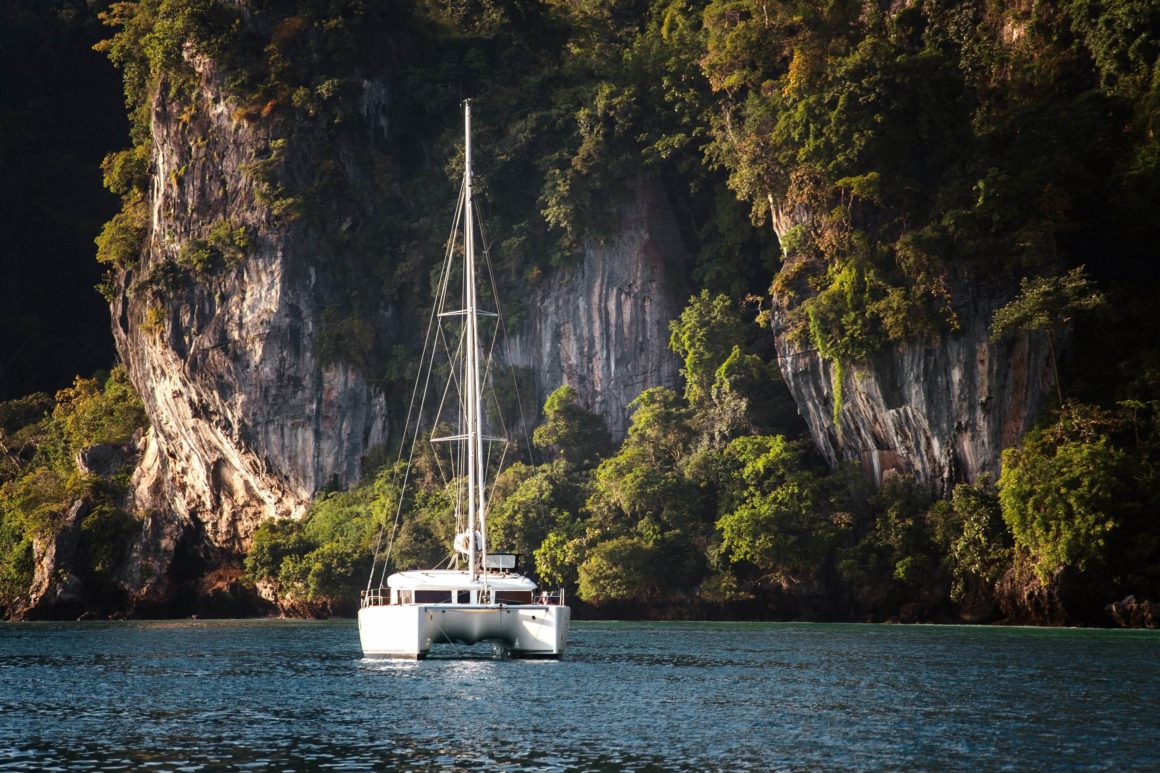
[453,530,483,556]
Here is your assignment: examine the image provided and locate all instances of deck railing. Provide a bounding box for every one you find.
[361,588,389,608]
[535,588,566,606]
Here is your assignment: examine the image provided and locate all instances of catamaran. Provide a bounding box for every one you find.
[357,101,571,659]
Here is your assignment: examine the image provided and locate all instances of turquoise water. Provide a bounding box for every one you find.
[1,620,1157,770]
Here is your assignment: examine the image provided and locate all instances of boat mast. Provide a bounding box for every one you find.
[463,100,488,583]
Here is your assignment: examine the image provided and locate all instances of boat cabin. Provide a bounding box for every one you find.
[360,558,565,608]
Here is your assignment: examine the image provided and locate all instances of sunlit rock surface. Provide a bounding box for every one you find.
[109,60,389,611]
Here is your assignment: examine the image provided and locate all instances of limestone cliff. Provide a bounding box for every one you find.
[110,59,392,610]
[108,66,685,611]
[506,174,684,436]
[769,238,1054,495]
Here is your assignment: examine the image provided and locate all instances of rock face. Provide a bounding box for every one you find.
[108,61,687,610]
[1106,595,1160,629]
[771,259,1054,494]
[20,500,89,620]
[995,566,1120,626]
[506,174,685,435]
[110,60,390,609]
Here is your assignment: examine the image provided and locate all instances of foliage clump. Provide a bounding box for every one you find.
[245,471,390,604]
[930,475,1011,605]
[998,401,1159,586]
[991,267,1105,403]
[77,0,1160,623]
[532,386,613,469]
[176,219,253,274]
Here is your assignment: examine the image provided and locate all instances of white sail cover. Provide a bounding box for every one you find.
[453,530,483,555]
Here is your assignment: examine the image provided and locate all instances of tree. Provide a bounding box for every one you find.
[534,529,582,590]
[669,290,746,409]
[708,345,800,440]
[618,387,695,466]
[998,404,1128,582]
[532,385,612,468]
[576,386,710,601]
[833,475,947,610]
[586,388,700,533]
[715,435,838,585]
[487,460,575,563]
[930,474,1012,604]
[577,535,661,603]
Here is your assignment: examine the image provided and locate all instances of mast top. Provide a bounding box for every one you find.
[463,100,472,186]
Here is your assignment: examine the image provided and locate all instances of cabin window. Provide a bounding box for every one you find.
[415,591,454,603]
[494,591,533,604]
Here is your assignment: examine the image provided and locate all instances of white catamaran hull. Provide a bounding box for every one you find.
[358,603,570,659]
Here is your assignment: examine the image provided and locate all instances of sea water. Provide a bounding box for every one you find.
[1,620,1157,770]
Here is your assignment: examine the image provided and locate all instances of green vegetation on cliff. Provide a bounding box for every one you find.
[112,0,1160,621]
[245,289,1160,622]
[4,0,1160,621]
[700,0,1159,375]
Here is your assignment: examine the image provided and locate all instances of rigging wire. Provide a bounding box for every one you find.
[429,328,465,489]
[474,203,547,533]
[477,204,541,469]
[366,176,466,591]
[367,167,547,593]
[469,196,514,538]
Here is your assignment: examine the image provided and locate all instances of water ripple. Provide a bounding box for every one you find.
[1,620,1158,770]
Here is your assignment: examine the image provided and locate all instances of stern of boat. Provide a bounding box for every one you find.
[358,603,430,659]
[506,604,571,659]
